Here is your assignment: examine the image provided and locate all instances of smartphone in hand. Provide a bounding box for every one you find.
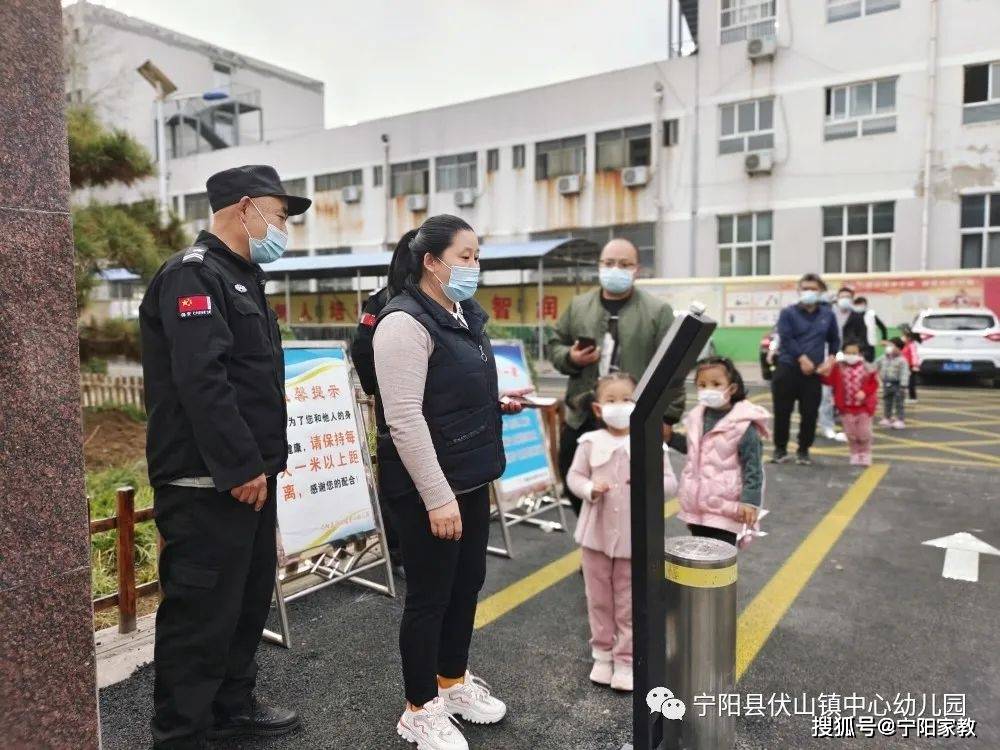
[576,336,597,350]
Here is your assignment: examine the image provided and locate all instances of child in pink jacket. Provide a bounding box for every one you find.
[567,371,678,694]
[675,358,770,548]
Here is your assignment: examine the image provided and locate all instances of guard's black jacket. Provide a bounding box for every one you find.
[139,231,287,490]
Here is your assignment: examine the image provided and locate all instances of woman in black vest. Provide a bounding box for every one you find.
[372,214,526,750]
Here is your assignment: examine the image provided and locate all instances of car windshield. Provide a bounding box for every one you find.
[921,314,996,331]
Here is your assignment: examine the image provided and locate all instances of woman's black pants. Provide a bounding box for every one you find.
[380,484,491,706]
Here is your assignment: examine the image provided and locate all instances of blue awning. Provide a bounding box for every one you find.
[98,268,142,282]
[263,237,599,280]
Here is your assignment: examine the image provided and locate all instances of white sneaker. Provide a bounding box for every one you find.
[610,662,633,692]
[589,648,613,685]
[438,671,507,725]
[821,427,837,440]
[833,432,848,443]
[397,697,468,750]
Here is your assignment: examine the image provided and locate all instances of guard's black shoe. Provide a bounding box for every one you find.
[770,449,790,464]
[208,699,301,740]
[795,451,813,466]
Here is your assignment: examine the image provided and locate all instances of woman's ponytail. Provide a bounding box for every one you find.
[387,228,420,299]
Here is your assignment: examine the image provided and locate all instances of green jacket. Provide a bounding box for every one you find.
[548,287,686,429]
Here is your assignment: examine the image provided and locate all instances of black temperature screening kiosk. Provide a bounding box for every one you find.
[622,308,716,750]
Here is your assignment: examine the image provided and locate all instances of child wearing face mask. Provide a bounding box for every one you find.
[876,337,909,429]
[673,358,770,549]
[566,372,677,694]
[817,340,879,465]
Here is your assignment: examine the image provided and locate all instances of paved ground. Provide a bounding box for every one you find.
[99,383,1000,749]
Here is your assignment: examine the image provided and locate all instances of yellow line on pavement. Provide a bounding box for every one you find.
[910,405,1000,421]
[870,437,1000,450]
[863,453,996,469]
[906,419,1000,440]
[473,499,680,630]
[736,464,889,681]
[875,431,1000,465]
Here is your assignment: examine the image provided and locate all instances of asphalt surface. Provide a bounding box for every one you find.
[99,383,1000,749]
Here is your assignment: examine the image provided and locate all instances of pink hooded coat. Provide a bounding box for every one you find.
[677,399,771,536]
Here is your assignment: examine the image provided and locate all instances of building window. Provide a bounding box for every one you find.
[827,0,899,23]
[315,169,362,192]
[825,77,897,140]
[535,135,585,180]
[663,119,679,147]
[959,193,1000,268]
[512,144,526,169]
[822,202,894,273]
[184,192,211,221]
[720,0,777,45]
[212,62,232,91]
[373,165,383,187]
[963,62,1000,125]
[436,152,477,191]
[281,178,306,197]
[719,98,774,154]
[486,148,500,173]
[390,160,429,197]
[717,212,772,276]
[596,125,651,170]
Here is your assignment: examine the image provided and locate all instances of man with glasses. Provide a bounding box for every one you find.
[549,238,684,516]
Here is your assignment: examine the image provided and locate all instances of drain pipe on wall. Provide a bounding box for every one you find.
[919,0,939,271]
[688,48,701,278]
[653,81,665,275]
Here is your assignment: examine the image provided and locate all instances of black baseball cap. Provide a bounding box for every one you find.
[205,164,312,216]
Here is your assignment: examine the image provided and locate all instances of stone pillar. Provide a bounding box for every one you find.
[0,1,101,747]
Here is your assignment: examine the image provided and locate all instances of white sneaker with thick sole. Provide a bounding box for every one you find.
[833,432,848,443]
[589,648,613,685]
[438,671,507,725]
[610,662,633,692]
[397,697,468,750]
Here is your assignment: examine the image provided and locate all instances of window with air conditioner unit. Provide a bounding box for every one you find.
[720,0,776,45]
[596,125,651,171]
[435,152,477,192]
[823,202,894,273]
[535,135,585,180]
[959,193,1000,268]
[315,169,362,193]
[719,97,774,154]
[717,212,772,276]
[827,0,900,23]
[390,160,429,197]
[824,77,897,140]
[963,61,1000,125]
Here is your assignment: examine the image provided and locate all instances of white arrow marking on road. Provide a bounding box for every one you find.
[922,532,1000,583]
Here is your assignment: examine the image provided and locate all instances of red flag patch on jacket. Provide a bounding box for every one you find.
[360,312,377,328]
[177,295,212,318]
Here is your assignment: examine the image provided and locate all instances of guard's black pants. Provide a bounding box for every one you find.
[771,364,822,454]
[380,484,490,707]
[151,478,277,749]
[558,416,597,516]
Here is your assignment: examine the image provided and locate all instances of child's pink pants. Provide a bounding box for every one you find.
[841,412,873,465]
[581,546,632,665]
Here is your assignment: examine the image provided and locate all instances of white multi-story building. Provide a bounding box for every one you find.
[84,1,1000,279]
[63,0,324,205]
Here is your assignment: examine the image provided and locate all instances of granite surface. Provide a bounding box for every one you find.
[0,0,100,747]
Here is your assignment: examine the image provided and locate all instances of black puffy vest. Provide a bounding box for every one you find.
[373,283,505,499]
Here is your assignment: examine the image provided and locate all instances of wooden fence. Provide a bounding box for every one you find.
[81,374,145,411]
[90,487,158,633]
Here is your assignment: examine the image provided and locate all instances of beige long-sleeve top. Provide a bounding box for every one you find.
[373,309,468,511]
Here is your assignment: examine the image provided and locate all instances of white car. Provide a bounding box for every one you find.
[912,308,1000,385]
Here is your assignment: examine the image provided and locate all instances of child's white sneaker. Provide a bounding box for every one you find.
[892,419,906,429]
[610,662,633,692]
[589,648,613,685]
[397,697,468,750]
[879,417,892,428]
[438,671,506,725]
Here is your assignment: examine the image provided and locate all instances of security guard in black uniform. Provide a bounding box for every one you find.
[140,165,309,749]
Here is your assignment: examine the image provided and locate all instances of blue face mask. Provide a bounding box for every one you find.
[434,259,480,303]
[243,199,288,264]
[799,289,820,306]
[599,266,635,295]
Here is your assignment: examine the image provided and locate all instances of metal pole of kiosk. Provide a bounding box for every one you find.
[622,306,716,750]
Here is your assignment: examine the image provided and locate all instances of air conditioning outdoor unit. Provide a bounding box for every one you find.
[747,36,777,62]
[406,194,428,212]
[557,174,581,195]
[341,185,361,203]
[621,166,649,188]
[744,150,774,175]
[454,188,476,207]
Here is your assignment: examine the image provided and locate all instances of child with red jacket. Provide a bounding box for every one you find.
[817,340,879,466]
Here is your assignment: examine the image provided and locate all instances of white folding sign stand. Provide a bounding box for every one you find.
[264,341,396,648]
